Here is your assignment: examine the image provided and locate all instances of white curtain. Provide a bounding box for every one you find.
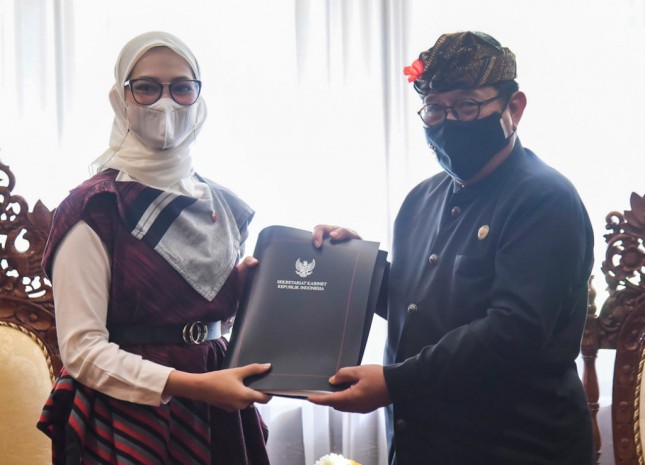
[2,1,645,464]
[257,400,387,465]
[0,0,76,195]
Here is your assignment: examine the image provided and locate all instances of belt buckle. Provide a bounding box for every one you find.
[182,321,208,344]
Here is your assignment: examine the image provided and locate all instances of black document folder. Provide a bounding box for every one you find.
[224,225,388,398]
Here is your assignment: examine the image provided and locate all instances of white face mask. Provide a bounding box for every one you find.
[126,98,197,150]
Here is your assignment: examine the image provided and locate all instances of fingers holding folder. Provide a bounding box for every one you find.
[312,224,362,248]
[307,364,392,414]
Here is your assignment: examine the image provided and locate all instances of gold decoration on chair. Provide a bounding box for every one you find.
[634,347,645,465]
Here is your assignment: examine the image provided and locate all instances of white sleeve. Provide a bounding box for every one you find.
[52,220,174,406]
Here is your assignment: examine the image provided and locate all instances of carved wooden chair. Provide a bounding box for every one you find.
[0,160,59,464]
[582,193,645,465]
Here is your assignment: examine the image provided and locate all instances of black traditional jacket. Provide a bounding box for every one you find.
[383,141,594,465]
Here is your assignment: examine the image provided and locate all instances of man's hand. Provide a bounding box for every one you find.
[312,224,361,248]
[308,364,391,413]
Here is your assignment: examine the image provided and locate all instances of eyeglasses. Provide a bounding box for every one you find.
[417,94,507,126]
[125,78,202,106]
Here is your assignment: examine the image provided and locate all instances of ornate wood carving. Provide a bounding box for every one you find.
[0,160,59,373]
[597,194,645,349]
[582,193,645,465]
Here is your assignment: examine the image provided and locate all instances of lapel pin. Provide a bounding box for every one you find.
[477,225,489,240]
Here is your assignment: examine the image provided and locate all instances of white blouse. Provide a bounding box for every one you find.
[52,221,174,406]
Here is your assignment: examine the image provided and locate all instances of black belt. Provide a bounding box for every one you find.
[108,321,222,345]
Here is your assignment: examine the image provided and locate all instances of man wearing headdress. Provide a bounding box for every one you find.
[311,31,594,465]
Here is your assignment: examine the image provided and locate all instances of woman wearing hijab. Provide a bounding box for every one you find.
[37,31,272,465]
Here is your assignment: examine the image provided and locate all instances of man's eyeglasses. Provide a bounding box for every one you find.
[125,78,202,106]
[417,94,506,126]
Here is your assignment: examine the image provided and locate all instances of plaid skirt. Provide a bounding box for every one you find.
[37,367,270,465]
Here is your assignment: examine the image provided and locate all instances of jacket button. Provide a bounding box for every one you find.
[451,206,462,217]
[407,303,418,314]
[396,419,408,431]
[428,253,439,265]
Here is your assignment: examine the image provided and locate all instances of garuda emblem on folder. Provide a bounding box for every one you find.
[295,258,316,278]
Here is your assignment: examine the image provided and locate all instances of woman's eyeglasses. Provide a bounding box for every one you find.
[125,78,202,106]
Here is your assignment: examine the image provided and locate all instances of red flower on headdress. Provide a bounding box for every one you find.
[403,59,424,82]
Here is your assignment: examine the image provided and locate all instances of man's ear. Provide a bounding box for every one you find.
[508,91,527,128]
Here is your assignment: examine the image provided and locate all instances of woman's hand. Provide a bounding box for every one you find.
[312,224,361,248]
[164,363,272,412]
[236,256,259,297]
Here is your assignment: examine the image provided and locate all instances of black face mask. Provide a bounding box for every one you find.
[424,111,513,181]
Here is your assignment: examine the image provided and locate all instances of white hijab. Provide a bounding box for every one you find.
[92,31,208,189]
